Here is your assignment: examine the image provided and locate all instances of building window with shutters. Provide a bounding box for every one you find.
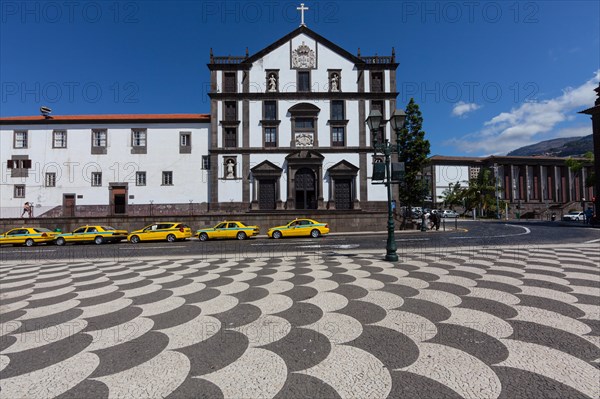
[91,172,102,187]
[14,131,28,148]
[91,129,107,154]
[223,72,237,93]
[52,130,67,148]
[202,156,211,170]
[14,185,25,198]
[162,171,173,186]
[45,172,56,187]
[297,71,311,92]
[370,71,384,92]
[224,128,237,148]
[180,132,191,154]
[131,129,147,154]
[224,101,237,120]
[7,157,32,178]
[136,171,146,186]
[332,127,345,147]
[264,127,277,147]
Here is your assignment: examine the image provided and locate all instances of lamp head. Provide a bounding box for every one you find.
[365,110,383,131]
[389,109,406,131]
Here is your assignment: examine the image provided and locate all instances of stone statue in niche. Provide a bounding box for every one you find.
[268,74,277,92]
[226,159,235,178]
[330,73,339,92]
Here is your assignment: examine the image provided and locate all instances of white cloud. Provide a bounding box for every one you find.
[447,71,599,155]
[451,101,481,117]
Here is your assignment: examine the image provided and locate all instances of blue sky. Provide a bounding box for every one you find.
[1,0,598,156]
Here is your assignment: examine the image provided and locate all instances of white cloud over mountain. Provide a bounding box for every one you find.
[447,71,599,155]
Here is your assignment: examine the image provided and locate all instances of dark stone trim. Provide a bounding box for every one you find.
[210,147,377,154]
[242,154,250,205]
[209,92,398,101]
[359,152,368,203]
[259,120,281,125]
[207,64,251,71]
[219,120,241,127]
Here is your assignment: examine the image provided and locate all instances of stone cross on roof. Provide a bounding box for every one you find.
[297,3,309,26]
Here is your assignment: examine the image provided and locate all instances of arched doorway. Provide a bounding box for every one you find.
[295,168,317,209]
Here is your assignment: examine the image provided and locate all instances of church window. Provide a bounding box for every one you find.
[224,128,237,148]
[224,72,237,93]
[297,71,311,92]
[371,71,383,92]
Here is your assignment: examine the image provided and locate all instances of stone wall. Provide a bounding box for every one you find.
[0,210,391,235]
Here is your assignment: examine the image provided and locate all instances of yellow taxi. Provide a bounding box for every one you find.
[196,221,260,241]
[267,218,329,239]
[55,225,128,246]
[0,227,58,246]
[128,222,192,243]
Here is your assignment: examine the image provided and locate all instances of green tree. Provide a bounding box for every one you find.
[397,98,431,207]
[566,152,595,188]
[464,168,504,217]
[439,181,467,209]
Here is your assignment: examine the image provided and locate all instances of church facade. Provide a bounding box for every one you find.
[0,25,398,218]
[208,25,398,212]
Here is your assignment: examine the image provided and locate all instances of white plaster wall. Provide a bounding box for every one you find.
[1,123,210,216]
[217,154,244,203]
[249,33,357,93]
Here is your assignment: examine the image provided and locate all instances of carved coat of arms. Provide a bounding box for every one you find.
[295,133,314,147]
[292,42,315,69]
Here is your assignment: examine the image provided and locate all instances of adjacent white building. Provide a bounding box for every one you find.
[0,115,210,218]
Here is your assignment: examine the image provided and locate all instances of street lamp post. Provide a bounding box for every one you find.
[366,109,407,262]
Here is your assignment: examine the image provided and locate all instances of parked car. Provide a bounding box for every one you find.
[128,222,192,243]
[562,211,584,221]
[55,225,128,246]
[267,218,329,239]
[441,210,459,218]
[0,227,58,246]
[197,221,259,241]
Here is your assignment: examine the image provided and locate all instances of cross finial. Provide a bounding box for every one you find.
[297,3,309,26]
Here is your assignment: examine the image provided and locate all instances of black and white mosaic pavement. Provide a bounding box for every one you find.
[1,245,599,398]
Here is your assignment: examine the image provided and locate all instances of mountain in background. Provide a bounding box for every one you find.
[507,134,593,157]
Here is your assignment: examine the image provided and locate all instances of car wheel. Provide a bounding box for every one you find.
[199,233,209,242]
[25,238,34,247]
[236,231,247,240]
[272,230,282,239]
[310,229,321,238]
[130,235,140,244]
[94,236,104,245]
[167,234,176,242]
[56,237,66,246]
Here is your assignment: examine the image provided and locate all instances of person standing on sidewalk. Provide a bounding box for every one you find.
[21,202,31,218]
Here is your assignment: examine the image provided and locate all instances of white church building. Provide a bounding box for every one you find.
[1,23,400,218]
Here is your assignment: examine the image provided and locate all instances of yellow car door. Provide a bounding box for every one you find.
[71,227,88,242]
[226,222,239,239]
[4,228,25,244]
[144,224,161,240]
[296,220,312,236]
[212,222,227,239]
[0,229,17,244]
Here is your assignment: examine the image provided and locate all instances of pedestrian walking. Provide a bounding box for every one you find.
[21,202,32,218]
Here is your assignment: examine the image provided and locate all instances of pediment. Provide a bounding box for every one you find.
[246,26,364,66]
[285,150,324,161]
[328,160,359,176]
[251,160,283,174]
